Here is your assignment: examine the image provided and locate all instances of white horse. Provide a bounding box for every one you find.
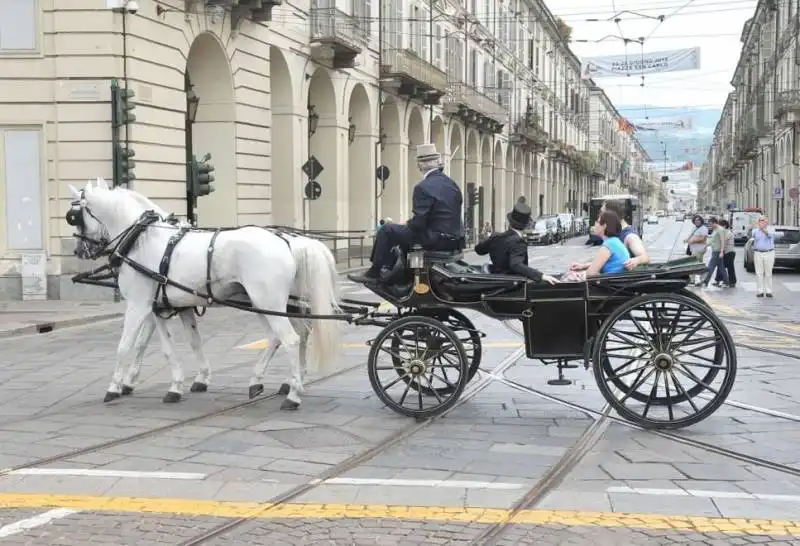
[67,178,341,410]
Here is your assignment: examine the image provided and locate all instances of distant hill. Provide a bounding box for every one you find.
[619,106,721,168]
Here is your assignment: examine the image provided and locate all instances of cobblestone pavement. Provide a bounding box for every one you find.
[1,219,800,544]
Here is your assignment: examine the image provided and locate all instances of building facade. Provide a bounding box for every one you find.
[0,0,646,300]
[701,0,800,225]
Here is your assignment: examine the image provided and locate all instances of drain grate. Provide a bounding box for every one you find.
[36,324,54,334]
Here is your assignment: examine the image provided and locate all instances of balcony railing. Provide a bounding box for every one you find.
[442,83,507,127]
[310,8,367,49]
[509,118,548,151]
[381,49,447,99]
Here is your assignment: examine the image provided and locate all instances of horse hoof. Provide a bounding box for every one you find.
[280,399,300,411]
[121,385,134,396]
[248,384,264,399]
[277,383,290,396]
[163,392,182,404]
[190,382,208,393]
[103,391,121,403]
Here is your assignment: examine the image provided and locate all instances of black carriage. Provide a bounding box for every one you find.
[348,245,736,430]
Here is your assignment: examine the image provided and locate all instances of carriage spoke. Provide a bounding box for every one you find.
[662,370,675,421]
[673,365,720,395]
[641,369,661,419]
[618,367,656,405]
[669,371,701,414]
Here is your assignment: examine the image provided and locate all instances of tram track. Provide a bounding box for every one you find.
[174,323,529,546]
[0,358,371,478]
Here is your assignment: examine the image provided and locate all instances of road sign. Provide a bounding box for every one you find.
[772,187,784,199]
[789,187,799,200]
[304,180,322,200]
[302,156,324,180]
[376,165,390,182]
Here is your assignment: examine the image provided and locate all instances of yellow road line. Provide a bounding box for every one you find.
[0,494,796,535]
[695,293,745,317]
[239,340,524,350]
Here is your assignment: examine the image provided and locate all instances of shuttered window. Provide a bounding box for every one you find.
[0,0,38,52]
[1,128,44,250]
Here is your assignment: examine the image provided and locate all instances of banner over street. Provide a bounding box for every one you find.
[581,48,701,79]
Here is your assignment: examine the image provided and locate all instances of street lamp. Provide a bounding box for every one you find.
[308,104,319,137]
[348,117,356,145]
[186,86,199,123]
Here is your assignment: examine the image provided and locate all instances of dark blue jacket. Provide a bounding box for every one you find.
[406,169,464,249]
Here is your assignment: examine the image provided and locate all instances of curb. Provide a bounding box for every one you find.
[0,312,125,340]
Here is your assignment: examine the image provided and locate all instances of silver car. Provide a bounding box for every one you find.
[525,218,557,245]
[743,225,800,272]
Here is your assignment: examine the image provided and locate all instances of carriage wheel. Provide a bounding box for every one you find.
[389,308,482,396]
[368,315,469,419]
[600,287,720,406]
[593,293,736,429]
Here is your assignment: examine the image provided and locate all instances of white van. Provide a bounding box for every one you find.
[729,211,761,245]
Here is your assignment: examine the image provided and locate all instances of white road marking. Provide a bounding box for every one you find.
[309,477,525,489]
[607,486,800,503]
[783,282,800,292]
[9,468,207,480]
[0,509,78,538]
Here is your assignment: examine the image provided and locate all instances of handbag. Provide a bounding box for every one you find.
[685,226,698,256]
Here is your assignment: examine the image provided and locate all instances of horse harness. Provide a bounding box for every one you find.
[66,198,294,318]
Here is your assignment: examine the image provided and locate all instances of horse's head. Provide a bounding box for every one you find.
[66,177,145,259]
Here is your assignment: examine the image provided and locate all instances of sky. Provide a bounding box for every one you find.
[548,0,758,119]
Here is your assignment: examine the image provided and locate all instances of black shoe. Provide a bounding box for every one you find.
[757,293,764,298]
[766,293,774,298]
[348,267,380,284]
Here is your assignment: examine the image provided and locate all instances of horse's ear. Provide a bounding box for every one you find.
[96,177,109,190]
[68,184,81,200]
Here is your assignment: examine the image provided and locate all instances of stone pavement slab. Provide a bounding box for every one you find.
[0,300,126,338]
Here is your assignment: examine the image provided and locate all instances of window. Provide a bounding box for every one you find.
[0,0,38,52]
[1,127,43,251]
[434,24,443,68]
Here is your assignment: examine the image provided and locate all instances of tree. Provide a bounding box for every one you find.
[555,18,572,42]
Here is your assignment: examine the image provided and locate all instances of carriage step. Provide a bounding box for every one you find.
[547,378,572,386]
[560,363,579,369]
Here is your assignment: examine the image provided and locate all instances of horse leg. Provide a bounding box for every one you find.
[105,305,151,403]
[121,314,156,396]
[248,323,282,399]
[278,318,310,398]
[151,316,187,403]
[178,310,212,393]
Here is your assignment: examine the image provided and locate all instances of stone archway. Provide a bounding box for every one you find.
[480,137,492,230]
[307,68,338,231]
[407,107,425,216]
[379,98,402,223]
[431,116,445,155]
[493,141,504,227]
[186,32,236,227]
[537,159,546,217]
[449,123,463,188]
[269,46,297,227]
[465,131,480,235]
[347,84,372,232]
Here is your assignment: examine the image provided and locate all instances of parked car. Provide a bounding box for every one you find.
[743,225,800,272]
[556,213,576,239]
[525,216,558,245]
[646,214,659,225]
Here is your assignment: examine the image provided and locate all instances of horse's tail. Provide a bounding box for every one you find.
[289,236,341,373]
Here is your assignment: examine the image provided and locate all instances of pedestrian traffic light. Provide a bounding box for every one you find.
[113,144,136,185]
[111,81,136,128]
[467,186,479,208]
[190,153,215,197]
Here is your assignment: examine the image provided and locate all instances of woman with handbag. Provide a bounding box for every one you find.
[684,215,708,286]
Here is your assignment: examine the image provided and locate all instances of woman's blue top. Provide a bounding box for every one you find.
[601,236,631,274]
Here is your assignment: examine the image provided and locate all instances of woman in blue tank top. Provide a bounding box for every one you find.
[566,211,631,278]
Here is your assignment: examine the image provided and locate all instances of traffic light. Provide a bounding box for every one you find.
[113,144,136,185]
[467,187,479,208]
[111,81,136,128]
[190,154,215,197]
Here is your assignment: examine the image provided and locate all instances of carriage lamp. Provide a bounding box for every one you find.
[186,87,199,123]
[408,249,424,270]
[348,118,356,144]
[308,104,319,137]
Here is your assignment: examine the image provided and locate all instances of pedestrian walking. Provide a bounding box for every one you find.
[714,219,736,287]
[752,215,776,298]
[702,217,729,287]
[684,215,708,286]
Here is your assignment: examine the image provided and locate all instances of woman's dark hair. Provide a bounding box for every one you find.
[718,219,729,228]
[603,199,625,218]
[692,214,704,225]
[379,219,385,226]
[598,210,623,238]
